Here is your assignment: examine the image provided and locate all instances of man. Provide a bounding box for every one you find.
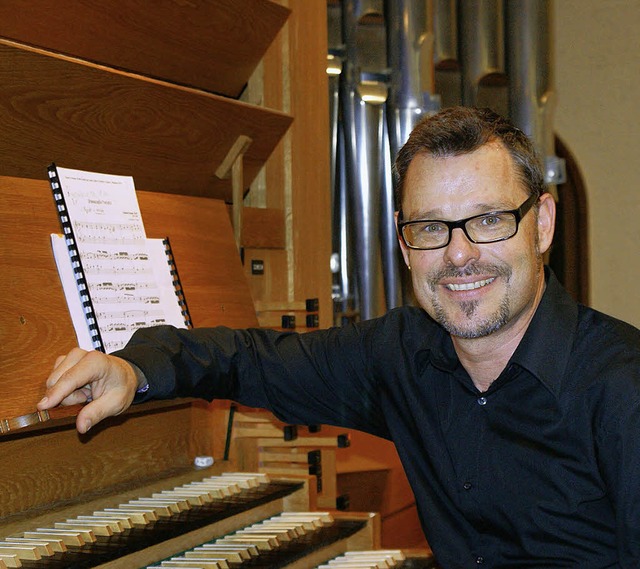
[39,107,640,568]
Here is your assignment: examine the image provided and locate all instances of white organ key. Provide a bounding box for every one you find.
[181,481,240,497]
[234,526,293,542]
[108,507,155,523]
[344,550,405,560]
[250,521,307,537]
[24,530,83,547]
[136,497,190,513]
[66,517,124,533]
[276,511,334,524]
[54,521,112,537]
[219,472,270,487]
[327,557,396,569]
[0,555,17,568]
[84,513,134,529]
[216,534,279,551]
[32,527,93,545]
[159,559,225,569]
[153,490,210,506]
[125,500,175,516]
[193,543,259,561]
[0,539,54,556]
[0,545,41,561]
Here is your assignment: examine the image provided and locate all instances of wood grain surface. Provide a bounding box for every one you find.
[0,40,292,201]
[0,0,290,98]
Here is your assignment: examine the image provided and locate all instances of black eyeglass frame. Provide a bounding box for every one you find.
[397,192,540,251]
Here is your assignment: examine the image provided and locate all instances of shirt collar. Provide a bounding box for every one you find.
[423,267,579,397]
[509,267,578,397]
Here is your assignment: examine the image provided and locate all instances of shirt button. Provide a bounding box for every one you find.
[477,396,487,406]
[463,482,472,490]
[476,556,485,564]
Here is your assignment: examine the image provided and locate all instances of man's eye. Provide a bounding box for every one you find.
[480,214,503,226]
[422,222,447,234]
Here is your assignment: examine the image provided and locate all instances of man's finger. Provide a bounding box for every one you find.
[38,352,102,409]
[46,348,90,388]
[58,387,93,408]
[75,400,101,434]
[74,387,133,434]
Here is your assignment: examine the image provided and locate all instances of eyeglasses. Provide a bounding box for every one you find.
[398,192,539,250]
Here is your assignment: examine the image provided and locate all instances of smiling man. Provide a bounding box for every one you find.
[394,111,556,393]
[39,107,640,568]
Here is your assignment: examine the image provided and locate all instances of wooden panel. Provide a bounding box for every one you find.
[257,22,292,309]
[248,0,333,325]
[0,40,293,201]
[0,403,217,520]
[289,0,332,328]
[243,248,290,306]
[0,176,257,421]
[262,20,288,212]
[0,0,290,98]
[241,207,286,249]
[138,190,258,329]
[380,506,430,550]
[280,1,334,328]
[334,429,417,515]
[0,178,80,421]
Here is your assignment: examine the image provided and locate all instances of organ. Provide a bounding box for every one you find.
[0,173,437,567]
[0,1,434,567]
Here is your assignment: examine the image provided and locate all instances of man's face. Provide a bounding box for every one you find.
[397,142,555,339]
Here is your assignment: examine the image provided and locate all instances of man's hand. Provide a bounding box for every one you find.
[37,348,139,434]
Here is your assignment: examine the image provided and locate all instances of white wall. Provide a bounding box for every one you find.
[554,0,640,327]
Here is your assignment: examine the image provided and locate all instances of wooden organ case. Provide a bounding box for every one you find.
[0,1,436,567]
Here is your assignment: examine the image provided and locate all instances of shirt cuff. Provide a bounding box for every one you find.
[129,362,151,403]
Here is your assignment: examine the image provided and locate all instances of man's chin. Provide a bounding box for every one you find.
[435,307,511,340]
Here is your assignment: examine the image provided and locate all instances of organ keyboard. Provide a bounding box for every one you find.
[0,469,436,569]
[0,469,403,569]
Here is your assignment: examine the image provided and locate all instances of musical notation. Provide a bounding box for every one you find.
[90,293,161,305]
[83,262,154,276]
[94,281,156,292]
[96,308,171,352]
[73,221,146,244]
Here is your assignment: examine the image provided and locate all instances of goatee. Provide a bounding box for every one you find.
[428,262,513,339]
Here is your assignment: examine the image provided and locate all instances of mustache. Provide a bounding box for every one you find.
[429,263,512,282]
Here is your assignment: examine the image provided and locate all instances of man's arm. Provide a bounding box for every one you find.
[113,324,388,435]
[37,320,388,437]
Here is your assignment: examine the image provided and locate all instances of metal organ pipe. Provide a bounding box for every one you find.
[385,0,440,307]
[327,3,355,323]
[340,0,388,320]
[459,0,504,107]
[429,0,457,67]
[505,0,565,189]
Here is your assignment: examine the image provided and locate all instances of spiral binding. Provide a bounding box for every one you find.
[162,236,192,329]
[48,163,105,352]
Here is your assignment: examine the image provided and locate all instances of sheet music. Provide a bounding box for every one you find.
[52,167,188,352]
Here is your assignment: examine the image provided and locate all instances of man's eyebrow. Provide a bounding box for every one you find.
[406,201,517,220]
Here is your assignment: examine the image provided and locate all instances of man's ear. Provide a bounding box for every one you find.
[395,211,412,269]
[537,192,556,255]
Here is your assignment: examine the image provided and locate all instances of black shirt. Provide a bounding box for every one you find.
[116,269,640,568]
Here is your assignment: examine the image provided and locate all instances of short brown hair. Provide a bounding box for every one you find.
[394,106,546,212]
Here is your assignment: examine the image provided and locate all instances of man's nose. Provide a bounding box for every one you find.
[442,227,481,267]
